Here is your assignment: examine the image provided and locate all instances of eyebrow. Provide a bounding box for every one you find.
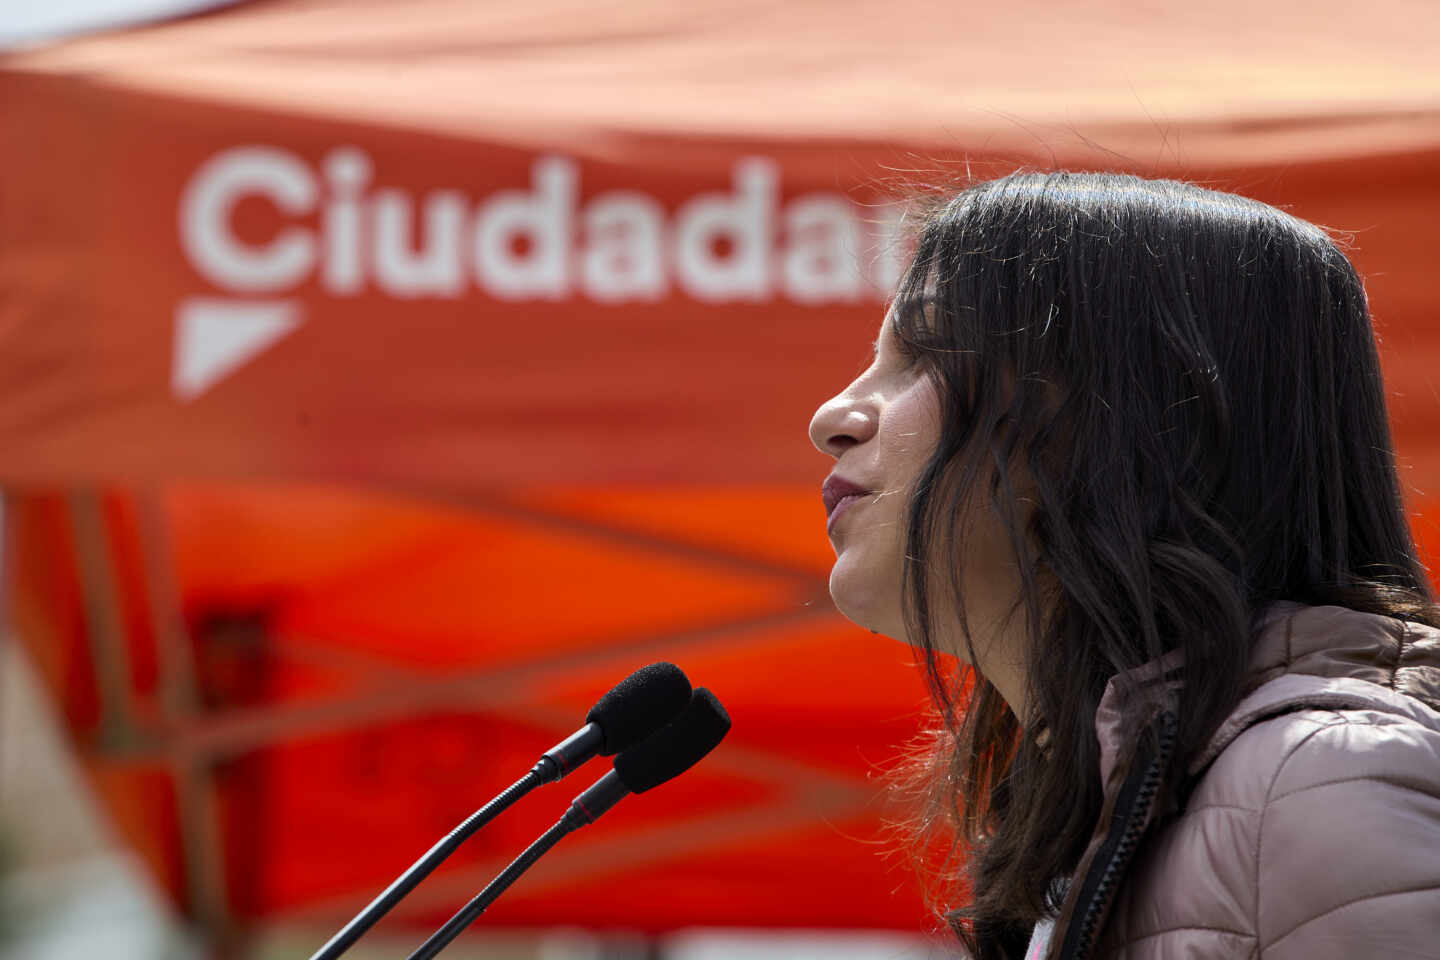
[893,292,939,328]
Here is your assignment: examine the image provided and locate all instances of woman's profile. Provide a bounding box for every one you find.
[809,172,1440,960]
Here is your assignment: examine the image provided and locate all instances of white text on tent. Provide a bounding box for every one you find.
[179,146,909,304]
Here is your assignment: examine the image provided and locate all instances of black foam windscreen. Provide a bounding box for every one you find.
[585,662,691,755]
[612,688,730,794]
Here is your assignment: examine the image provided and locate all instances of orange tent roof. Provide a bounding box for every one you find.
[10,0,1440,165]
[3,0,1440,492]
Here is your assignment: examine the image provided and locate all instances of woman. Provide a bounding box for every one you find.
[808,172,1440,960]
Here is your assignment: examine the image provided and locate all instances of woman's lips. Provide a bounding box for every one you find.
[821,474,871,514]
[826,493,869,535]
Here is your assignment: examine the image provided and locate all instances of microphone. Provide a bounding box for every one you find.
[539,660,693,779]
[406,689,732,960]
[569,687,733,823]
[308,663,691,960]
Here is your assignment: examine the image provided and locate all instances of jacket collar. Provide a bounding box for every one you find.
[1090,647,1183,792]
[1189,601,1440,773]
[1091,600,1440,787]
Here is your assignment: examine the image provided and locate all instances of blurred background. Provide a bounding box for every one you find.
[2,1,1439,958]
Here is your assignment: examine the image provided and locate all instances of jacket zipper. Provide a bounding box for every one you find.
[1057,710,1178,960]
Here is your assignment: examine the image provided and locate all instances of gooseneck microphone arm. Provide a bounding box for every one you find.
[307,732,590,960]
[406,689,731,960]
[405,775,630,960]
[407,815,576,960]
[307,663,691,960]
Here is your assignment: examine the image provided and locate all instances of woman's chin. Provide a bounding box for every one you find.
[828,552,901,638]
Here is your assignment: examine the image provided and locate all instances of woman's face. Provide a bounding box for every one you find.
[809,310,939,641]
[809,310,1031,667]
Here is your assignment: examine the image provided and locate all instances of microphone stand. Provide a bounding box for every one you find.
[308,770,544,960]
[306,663,691,960]
[405,774,629,960]
[406,819,574,960]
[309,720,603,960]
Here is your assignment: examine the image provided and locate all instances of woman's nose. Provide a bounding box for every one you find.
[809,392,877,458]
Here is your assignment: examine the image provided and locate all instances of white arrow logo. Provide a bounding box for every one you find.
[173,298,303,401]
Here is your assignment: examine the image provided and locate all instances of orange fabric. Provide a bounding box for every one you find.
[5,486,936,929]
[8,0,1440,166]
[3,0,1440,937]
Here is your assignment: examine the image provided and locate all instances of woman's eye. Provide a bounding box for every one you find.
[873,320,927,373]
[892,336,924,369]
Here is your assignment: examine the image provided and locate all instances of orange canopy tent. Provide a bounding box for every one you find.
[3,0,1440,947]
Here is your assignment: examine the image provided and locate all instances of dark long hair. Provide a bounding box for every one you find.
[888,171,1437,959]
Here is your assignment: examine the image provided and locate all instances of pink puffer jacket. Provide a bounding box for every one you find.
[1040,602,1440,960]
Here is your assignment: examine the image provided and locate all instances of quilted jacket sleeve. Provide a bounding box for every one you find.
[1254,712,1440,960]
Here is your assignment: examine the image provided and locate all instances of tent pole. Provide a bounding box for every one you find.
[66,490,137,750]
[138,491,200,726]
[172,751,237,956]
[136,489,236,955]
